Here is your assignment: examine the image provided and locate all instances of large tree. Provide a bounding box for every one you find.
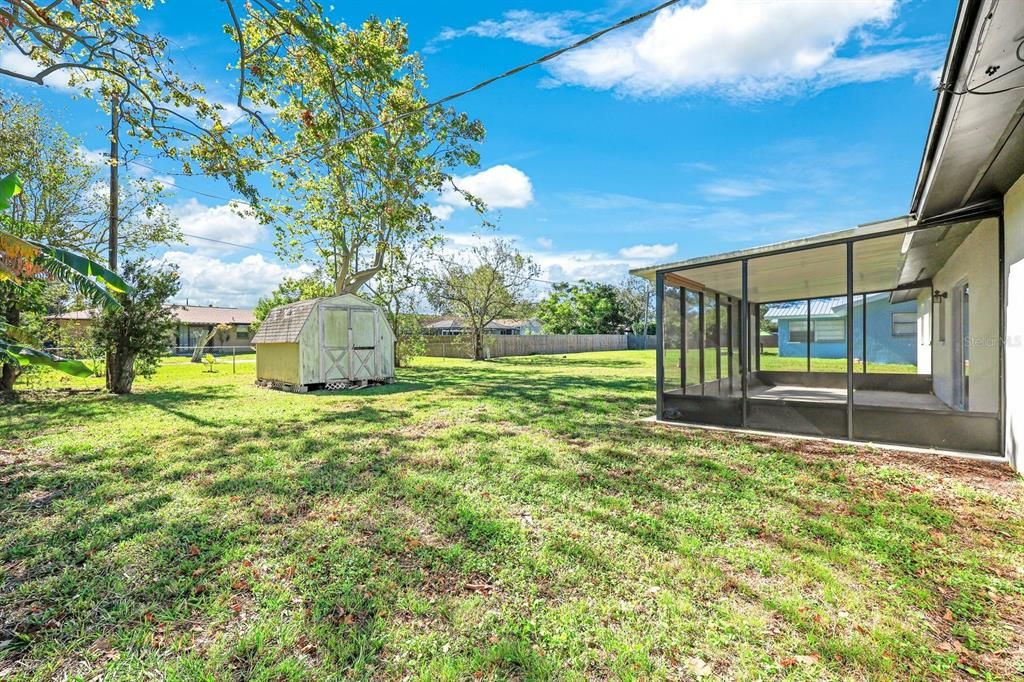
[426,240,538,361]
[617,275,654,335]
[536,280,629,335]
[236,13,485,294]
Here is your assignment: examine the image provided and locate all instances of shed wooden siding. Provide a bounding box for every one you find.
[256,343,301,384]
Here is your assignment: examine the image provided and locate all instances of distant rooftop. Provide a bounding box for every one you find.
[51,305,254,325]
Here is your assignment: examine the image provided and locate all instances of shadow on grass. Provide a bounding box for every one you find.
[0,359,1019,679]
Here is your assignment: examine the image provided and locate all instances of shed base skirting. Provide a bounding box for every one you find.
[641,416,1008,465]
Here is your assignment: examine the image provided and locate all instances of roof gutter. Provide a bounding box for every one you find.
[910,0,984,217]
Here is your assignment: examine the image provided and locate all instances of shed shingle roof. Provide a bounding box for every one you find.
[250,299,318,344]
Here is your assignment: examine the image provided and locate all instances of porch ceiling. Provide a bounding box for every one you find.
[662,218,982,304]
[664,235,905,303]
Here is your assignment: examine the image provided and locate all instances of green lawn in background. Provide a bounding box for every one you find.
[664,347,918,378]
[2,351,1021,680]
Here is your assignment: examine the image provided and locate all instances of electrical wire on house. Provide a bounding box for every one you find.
[938,38,1024,96]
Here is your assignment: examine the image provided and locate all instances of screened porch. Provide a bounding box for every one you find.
[654,216,1003,454]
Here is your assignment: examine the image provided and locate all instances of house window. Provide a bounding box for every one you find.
[790,320,808,343]
[236,324,250,340]
[891,312,916,337]
[790,319,845,343]
[813,319,845,343]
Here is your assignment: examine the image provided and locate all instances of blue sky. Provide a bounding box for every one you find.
[1,0,957,306]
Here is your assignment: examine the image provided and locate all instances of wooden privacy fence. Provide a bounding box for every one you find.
[423,334,629,359]
[626,334,657,350]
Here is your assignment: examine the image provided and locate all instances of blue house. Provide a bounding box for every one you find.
[764,293,917,365]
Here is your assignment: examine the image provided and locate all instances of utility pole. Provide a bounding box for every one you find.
[108,93,119,271]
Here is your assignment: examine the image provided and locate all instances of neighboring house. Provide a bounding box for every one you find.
[631,0,1024,470]
[50,304,255,352]
[423,318,542,336]
[763,294,917,365]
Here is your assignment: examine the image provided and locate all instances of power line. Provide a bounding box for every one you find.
[126,159,254,207]
[178,232,279,255]
[125,0,683,177]
[332,0,684,146]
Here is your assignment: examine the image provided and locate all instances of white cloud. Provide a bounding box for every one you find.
[430,204,455,221]
[157,251,313,307]
[152,175,178,189]
[437,164,534,215]
[173,199,265,254]
[618,243,677,260]
[536,237,553,249]
[439,232,673,286]
[434,10,586,48]
[75,146,110,168]
[529,0,944,98]
[0,48,81,92]
[698,178,776,200]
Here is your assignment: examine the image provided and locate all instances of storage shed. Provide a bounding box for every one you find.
[251,293,395,392]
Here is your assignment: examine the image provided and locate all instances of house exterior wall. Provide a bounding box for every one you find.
[930,217,1000,413]
[1005,173,1024,470]
[916,293,932,375]
[776,298,917,365]
[256,343,301,384]
[175,323,252,351]
[857,298,918,366]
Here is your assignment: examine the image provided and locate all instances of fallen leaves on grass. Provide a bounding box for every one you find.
[685,656,713,677]
[780,653,820,667]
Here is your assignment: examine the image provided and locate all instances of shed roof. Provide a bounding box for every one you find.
[250,299,318,344]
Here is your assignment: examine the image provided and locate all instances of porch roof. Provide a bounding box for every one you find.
[629,215,913,282]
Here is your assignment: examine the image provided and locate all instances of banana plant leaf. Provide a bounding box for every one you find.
[39,244,129,293]
[0,339,94,378]
[0,173,22,210]
[0,321,42,347]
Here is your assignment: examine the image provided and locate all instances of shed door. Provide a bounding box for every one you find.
[320,306,350,382]
[350,309,378,380]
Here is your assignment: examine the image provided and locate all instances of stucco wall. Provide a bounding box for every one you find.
[931,218,1000,413]
[1005,174,1024,469]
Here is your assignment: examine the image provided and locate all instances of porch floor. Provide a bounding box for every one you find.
[748,385,951,411]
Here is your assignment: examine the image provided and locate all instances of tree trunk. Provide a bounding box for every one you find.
[1,305,21,392]
[473,330,484,361]
[106,349,136,394]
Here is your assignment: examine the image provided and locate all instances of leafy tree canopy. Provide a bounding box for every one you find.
[251,271,333,333]
[91,258,179,394]
[425,240,538,361]
[536,280,629,335]
[235,13,485,294]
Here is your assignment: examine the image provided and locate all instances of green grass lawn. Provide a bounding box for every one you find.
[2,351,1022,680]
